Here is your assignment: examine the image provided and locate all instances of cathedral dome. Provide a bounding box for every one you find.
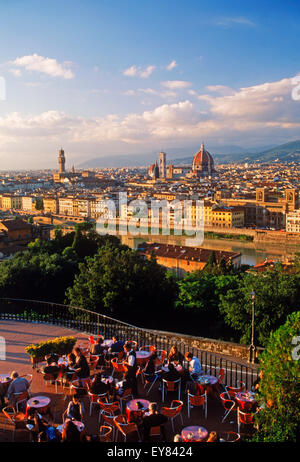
[192,143,214,174]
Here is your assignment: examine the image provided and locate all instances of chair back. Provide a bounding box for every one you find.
[101,411,116,427]
[114,414,137,435]
[111,357,126,373]
[226,381,245,398]
[220,392,235,411]
[43,372,57,381]
[239,409,257,425]
[163,378,181,392]
[170,400,183,416]
[14,390,29,404]
[98,400,120,415]
[99,425,113,442]
[139,345,156,352]
[188,391,205,407]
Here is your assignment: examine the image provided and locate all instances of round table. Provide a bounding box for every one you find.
[57,419,85,433]
[136,351,152,366]
[161,364,183,374]
[126,398,150,423]
[181,426,208,442]
[26,396,51,417]
[195,375,218,386]
[236,391,257,411]
[0,374,11,383]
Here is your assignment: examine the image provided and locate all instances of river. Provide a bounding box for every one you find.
[120,234,300,266]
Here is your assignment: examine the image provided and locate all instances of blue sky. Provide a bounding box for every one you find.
[0,0,300,168]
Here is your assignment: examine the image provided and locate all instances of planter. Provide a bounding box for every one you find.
[25,336,77,366]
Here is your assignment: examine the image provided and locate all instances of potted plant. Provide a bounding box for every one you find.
[25,336,77,366]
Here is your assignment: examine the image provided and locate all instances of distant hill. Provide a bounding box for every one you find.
[245,140,300,162]
[79,140,300,168]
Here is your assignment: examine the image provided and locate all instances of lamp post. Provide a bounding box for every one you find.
[250,290,256,363]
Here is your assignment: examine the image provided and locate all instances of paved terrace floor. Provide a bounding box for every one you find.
[0,321,253,442]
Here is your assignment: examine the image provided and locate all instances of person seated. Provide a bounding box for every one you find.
[109,335,125,355]
[161,363,181,382]
[90,336,104,355]
[65,395,84,422]
[142,402,168,442]
[185,352,202,379]
[89,373,109,396]
[206,431,220,442]
[46,353,59,364]
[61,419,83,442]
[7,371,30,406]
[41,357,61,380]
[168,345,185,365]
[27,408,49,442]
[143,351,158,377]
[67,353,76,369]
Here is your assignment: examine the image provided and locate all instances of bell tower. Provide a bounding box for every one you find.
[58,148,66,174]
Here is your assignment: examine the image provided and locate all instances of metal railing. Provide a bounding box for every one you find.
[0,298,258,389]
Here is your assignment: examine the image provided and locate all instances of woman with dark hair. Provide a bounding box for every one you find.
[168,346,184,365]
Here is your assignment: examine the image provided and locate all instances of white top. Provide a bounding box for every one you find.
[127,350,136,367]
[189,357,202,375]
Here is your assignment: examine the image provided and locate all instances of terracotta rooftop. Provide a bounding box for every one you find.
[138,242,241,263]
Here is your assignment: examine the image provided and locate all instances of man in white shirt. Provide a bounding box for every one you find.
[123,342,138,396]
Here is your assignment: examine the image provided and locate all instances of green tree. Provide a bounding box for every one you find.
[219,264,300,346]
[251,311,300,442]
[175,271,239,338]
[65,243,178,327]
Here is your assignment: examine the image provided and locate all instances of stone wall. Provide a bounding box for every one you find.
[149,327,262,364]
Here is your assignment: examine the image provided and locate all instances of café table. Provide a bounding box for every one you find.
[235,391,258,411]
[194,374,218,397]
[0,374,11,383]
[26,396,51,417]
[126,398,150,423]
[57,419,85,434]
[181,425,208,442]
[160,363,183,374]
[136,350,152,366]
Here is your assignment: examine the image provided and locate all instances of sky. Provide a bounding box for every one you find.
[0,0,300,169]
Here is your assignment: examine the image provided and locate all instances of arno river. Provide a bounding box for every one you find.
[120,234,300,266]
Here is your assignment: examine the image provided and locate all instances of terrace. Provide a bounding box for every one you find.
[0,299,259,443]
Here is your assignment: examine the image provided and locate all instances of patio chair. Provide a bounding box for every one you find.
[114,414,141,442]
[88,391,109,416]
[100,410,118,441]
[141,371,159,396]
[98,400,120,423]
[139,345,156,352]
[237,408,259,434]
[99,425,113,442]
[220,392,237,423]
[13,390,30,413]
[116,388,134,413]
[219,431,241,442]
[155,349,167,366]
[162,378,181,402]
[161,400,184,432]
[226,381,245,399]
[41,372,60,394]
[2,406,29,442]
[187,390,207,419]
[111,357,126,377]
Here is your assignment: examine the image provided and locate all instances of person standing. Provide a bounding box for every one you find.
[123,342,138,397]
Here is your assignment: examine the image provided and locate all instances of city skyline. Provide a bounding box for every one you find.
[0,0,300,169]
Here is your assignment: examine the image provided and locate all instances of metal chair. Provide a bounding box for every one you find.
[162,378,181,402]
[187,390,207,419]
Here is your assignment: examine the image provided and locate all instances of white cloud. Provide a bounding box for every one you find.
[161,80,192,90]
[166,60,177,71]
[123,65,156,78]
[1,74,300,161]
[10,53,75,79]
[215,16,255,27]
